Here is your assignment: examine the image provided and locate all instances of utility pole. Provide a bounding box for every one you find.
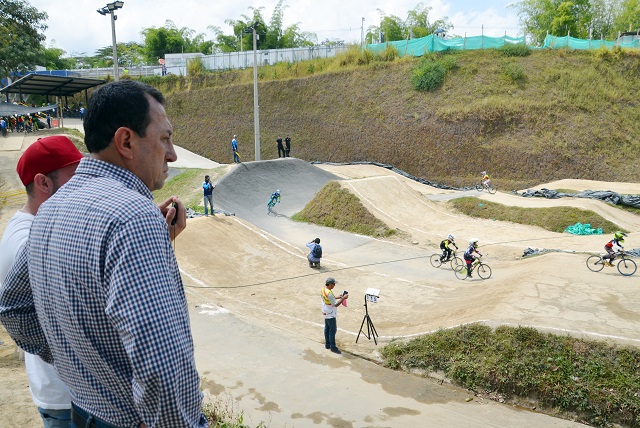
[245,22,261,161]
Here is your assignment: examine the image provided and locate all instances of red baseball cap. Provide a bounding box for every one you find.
[16,135,84,186]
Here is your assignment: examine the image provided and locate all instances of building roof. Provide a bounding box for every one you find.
[0,74,105,97]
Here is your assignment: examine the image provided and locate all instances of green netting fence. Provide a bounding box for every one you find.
[365,34,640,57]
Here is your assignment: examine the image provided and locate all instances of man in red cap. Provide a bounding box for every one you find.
[0,135,83,427]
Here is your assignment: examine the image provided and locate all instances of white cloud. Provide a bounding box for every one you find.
[27,0,520,55]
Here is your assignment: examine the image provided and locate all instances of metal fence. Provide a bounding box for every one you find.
[55,45,349,79]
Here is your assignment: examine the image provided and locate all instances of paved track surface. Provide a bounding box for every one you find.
[174,160,640,427]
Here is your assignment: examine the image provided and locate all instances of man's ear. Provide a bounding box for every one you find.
[112,126,135,160]
[32,173,53,196]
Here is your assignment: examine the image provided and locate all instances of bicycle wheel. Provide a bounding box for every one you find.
[488,185,497,195]
[617,258,637,276]
[475,183,483,192]
[430,254,443,268]
[450,257,464,270]
[454,264,469,280]
[477,263,492,279]
[586,255,605,272]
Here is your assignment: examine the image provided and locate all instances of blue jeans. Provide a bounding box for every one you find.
[38,407,71,428]
[324,317,337,349]
[71,404,121,428]
[204,194,214,215]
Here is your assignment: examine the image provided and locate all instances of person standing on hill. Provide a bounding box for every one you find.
[277,137,285,158]
[285,136,291,157]
[203,174,215,216]
[232,134,240,163]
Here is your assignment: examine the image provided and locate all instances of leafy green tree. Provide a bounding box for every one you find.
[366,4,453,43]
[0,0,48,81]
[141,20,210,62]
[513,0,594,45]
[37,46,75,70]
[212,1,316,52]
[590,0,620,39]
[615,0,640,32]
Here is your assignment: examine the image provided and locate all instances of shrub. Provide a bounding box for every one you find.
[502,62,525,82]
[187,57,206,76]
[498,43,531,57]
[374,45,399,62]
[411,61,446,92]
[338,47,374,66]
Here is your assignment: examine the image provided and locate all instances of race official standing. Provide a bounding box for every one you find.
[321,277,348,354]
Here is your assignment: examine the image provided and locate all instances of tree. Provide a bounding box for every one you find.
[212,1,317,52]
[366,4,453,43]
[0,0,48,81]
[615,0,640,33]
[513,0,594,45]
[141,20,211,62]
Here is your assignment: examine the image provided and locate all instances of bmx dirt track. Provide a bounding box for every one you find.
[175,159,639,427]
[1,139,639,426]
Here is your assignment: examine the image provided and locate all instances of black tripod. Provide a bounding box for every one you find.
[356,295,378,345]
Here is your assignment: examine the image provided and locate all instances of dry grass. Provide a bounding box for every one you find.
[291,181,395,237]
[449,197,625,233]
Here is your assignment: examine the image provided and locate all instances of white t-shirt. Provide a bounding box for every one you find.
[0,210,71,409]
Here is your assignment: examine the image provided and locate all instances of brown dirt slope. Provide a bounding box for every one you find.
[165,49,640,189]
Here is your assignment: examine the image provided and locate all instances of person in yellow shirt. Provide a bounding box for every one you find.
[321,277,348,354]
[481,171,491,190]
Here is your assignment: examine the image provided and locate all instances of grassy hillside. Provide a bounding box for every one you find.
[163,48,640,189]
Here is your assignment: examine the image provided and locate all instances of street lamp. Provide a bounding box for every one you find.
[97,1,124,81]
[244,21,261,161]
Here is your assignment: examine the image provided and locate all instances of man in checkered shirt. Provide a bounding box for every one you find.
[0,80,207,427]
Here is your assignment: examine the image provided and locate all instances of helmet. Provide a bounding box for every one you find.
[481,171,487,175]
[469,238,479,247]
[276,189,281,194]
[614,231,627,240]
[447,234,455,241]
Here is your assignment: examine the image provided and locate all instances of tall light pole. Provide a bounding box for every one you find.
[97,1,124,81]
[245,22,261,161]
[361,17,365,47]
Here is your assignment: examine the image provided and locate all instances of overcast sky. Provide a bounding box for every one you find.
[27,0,520,56]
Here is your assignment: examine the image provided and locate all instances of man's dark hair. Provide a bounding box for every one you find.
[83,80,164,153]
[314,238,320,244]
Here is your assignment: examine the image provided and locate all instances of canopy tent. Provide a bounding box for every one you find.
[0,74,105,104]
[0,102,57,116]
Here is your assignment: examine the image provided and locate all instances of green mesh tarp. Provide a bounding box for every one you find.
[366,35,526,57]
[542,34,640,49]
[365,33,640,57]
[565,222,603,235]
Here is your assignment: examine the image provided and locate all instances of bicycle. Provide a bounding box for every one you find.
[430,251,463,270]
[475,181,497,194]
[454,257,492,280]
[586,252,637,276]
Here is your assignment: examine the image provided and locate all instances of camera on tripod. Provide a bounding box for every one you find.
[357,288,380,345]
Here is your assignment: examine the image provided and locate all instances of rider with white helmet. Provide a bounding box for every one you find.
[439,234,458,262]
[463,238,482,277]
